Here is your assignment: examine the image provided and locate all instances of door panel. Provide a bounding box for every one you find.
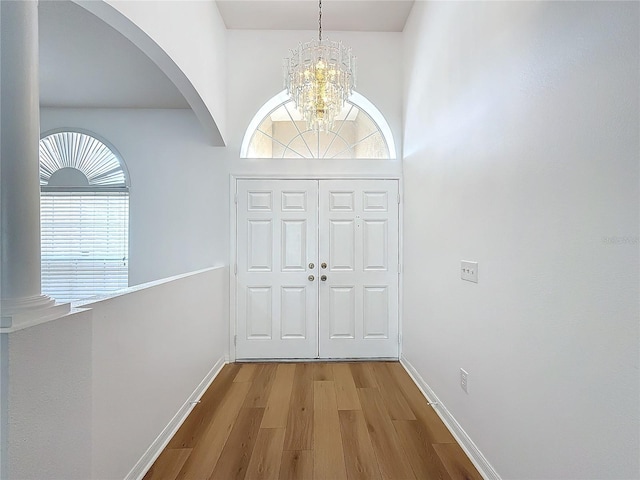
[318,180,399,358]
[236,178,399,360]
[236,179,318,359]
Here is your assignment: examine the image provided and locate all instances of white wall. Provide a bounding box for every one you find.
[7,310,93,480]
[402,2,639,479]
[41,108,228,286]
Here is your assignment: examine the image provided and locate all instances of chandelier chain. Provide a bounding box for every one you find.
[318,0,322,42]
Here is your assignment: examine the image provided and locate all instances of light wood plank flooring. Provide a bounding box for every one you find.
[144,362,483,480]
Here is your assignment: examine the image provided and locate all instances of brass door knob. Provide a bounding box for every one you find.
[309,262,315,269]
[308,275,315,281]
[321,275,327,281]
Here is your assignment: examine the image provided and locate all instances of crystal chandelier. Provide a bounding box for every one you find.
[283,0,357,132]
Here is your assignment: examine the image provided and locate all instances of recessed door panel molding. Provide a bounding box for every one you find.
[281,219,307,271]
[329,191,355,211]
[236,178,399,360]
[281,286,307,339]
[363,191,388,211]
[363,219,388,271]
[329,286,356,339]
[329,220,356,271]
[281,191,307,211]
[247,286,272,339]
[248,220,273,271]
[363,286,389,338]
[248,191,273,211]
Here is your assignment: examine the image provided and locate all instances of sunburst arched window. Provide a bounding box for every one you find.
[241,91,396,159]
[39,130,129,303]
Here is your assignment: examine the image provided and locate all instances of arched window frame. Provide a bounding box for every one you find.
[39,129,130,303]
[240,90,397,159]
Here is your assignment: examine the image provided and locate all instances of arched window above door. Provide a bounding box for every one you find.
[241,90,396,159]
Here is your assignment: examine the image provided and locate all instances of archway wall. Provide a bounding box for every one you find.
[75,0,227,145]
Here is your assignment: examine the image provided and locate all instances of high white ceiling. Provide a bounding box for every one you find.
[39,0,413,109]
[216,0,415,32]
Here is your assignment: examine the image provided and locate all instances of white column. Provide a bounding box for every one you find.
[0,0,67,328]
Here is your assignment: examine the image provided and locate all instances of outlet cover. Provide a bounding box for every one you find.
[460,368,469,393]
[461,261,478,283]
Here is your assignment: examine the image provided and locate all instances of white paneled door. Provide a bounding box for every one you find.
[236,179,399,359]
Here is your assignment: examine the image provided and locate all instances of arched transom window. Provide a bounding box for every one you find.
[39,130,129,303]
[241,91,396,159]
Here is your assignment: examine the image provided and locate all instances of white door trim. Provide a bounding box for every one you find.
[228,174,403,363]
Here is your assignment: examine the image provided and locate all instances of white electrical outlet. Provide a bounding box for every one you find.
[460,368,469,393]
[461,261,478,283]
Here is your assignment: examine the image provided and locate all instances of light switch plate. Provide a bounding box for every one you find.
[461,261,478,283]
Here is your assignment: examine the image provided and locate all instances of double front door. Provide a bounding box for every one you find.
[235,179,399,359]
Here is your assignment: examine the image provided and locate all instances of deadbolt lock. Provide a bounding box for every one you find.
[308,275,315,281]
[321,262,327,269]
[321,275,327,281]
[309,263,315,269]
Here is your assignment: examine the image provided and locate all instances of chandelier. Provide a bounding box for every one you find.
[283,0,357,132]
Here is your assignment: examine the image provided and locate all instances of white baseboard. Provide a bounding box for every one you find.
[400,355,501,480]
[125,356,228,480]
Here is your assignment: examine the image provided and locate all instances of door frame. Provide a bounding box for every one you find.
[228,174,404,362]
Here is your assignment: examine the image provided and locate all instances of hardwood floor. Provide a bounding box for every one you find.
[144,362,483,480]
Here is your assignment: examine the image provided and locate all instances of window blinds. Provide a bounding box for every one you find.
[41,192,129,303]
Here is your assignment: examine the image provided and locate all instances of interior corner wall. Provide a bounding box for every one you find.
[402,1,639,479]
[40,108,229,286]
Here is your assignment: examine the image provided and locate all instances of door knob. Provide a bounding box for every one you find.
[321,275,327,281]
[321,262,327,269]
[309,262,315,269]
[308,275,315,281]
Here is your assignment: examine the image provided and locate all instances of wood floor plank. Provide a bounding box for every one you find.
[244,428,286,480]
[313,362,334,381]
[209,407,264,480]
[278,450,313,480]
[235,363,259,383]
[143,448,191,480]
[283,363,314,450]
[167,364,240,449]
[313,381,348,480]
[386,362,456,443]
[333,364,361,410]
[358,387,416,480]
[243,363,277,408]
[174,381,251,480]
[338,410,382,480]
[371,362,416,420]
[349,362,378,388]
[261,364,296,428]
[393,420,452,480]
[433,443,484,480]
